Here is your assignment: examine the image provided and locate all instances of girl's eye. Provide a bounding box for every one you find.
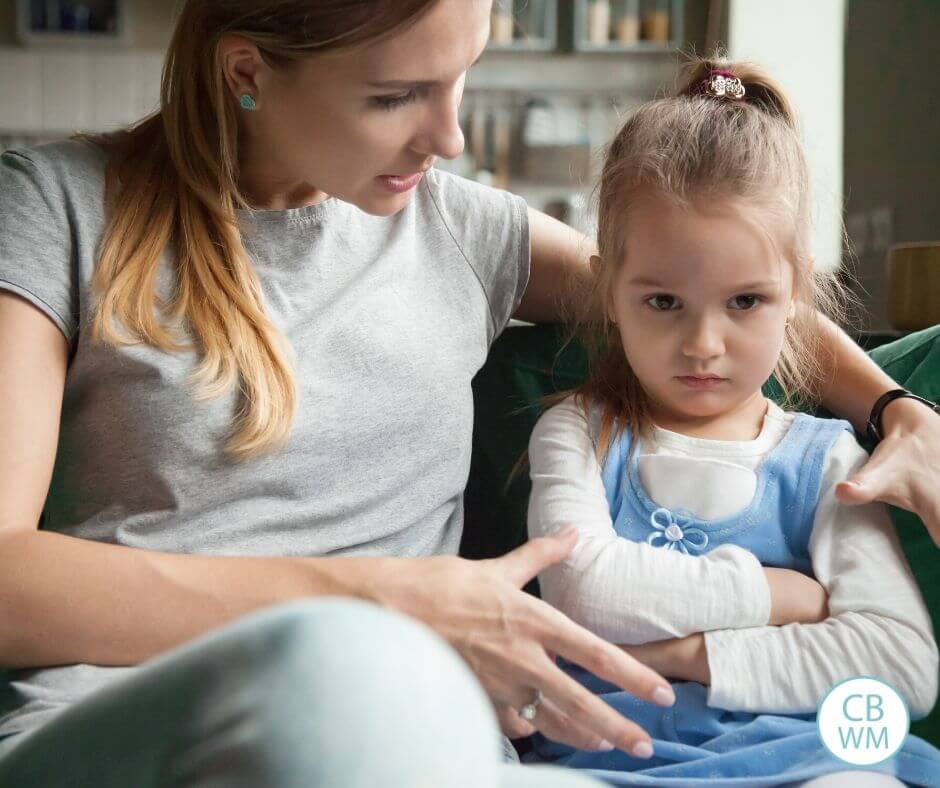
[372,90,419,111]
[728,294,762,311]
[645,294,681,311]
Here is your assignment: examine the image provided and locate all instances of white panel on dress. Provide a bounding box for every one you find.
[639,453,758,522]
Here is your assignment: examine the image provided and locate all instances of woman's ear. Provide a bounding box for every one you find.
[217,33,268,108]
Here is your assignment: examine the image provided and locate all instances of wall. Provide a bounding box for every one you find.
[843,0,940,330]
[727,0,846,274]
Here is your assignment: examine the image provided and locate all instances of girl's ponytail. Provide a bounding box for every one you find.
[677,56,801,132]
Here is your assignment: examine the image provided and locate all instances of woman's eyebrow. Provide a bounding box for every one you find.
[366,54,484,89]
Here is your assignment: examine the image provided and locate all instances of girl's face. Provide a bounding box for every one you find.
[609,196,796,433]
[223,0,492,213]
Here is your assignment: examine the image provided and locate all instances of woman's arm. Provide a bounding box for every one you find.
[0,291,394,667]
[527,397,830,643]
[512,208,594,323]
[0,291,675,757]
[664,432,938,719]
[519,219,940,544]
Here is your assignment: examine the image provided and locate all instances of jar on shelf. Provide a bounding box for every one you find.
[614,0,641,44]
[641,0,671,43]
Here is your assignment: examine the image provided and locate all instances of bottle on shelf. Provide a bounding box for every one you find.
[587,0,611,46]
[491,0,514,45]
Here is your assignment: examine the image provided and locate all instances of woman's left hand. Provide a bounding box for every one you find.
[617,634,711,686]
[836,397,940,547]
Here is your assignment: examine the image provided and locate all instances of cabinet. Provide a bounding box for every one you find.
[574,0,684,52]
[488,0,558,51]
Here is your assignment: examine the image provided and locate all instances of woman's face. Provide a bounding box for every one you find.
[222,0,491,213]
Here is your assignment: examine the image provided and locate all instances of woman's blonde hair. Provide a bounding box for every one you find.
[562,54,853,463]
[75,0,438,460]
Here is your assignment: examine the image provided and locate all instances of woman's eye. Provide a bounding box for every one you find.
[645,294,681,311]
[373,90,419,111]
[728,294,762,311]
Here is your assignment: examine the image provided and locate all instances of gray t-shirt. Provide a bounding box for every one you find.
[0,139,530,736]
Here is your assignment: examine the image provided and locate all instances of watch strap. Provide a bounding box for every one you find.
[866,388,940,444]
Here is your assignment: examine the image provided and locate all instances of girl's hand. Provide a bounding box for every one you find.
[618,634,710,685]
[836,396,940,547]
[365,526,676,756]
[764,567,829,625]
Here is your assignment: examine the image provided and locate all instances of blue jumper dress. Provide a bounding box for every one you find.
[526,413,940,786]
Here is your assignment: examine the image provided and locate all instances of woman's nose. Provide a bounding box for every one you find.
[415,85,465,161]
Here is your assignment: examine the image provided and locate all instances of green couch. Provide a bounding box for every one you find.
[461,323,940,746]
[3,325,938,748]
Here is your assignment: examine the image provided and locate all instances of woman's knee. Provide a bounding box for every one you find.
[198,598,504,786]
[243,597,494,721]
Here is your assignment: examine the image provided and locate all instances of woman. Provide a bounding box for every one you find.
[0,1,936,785]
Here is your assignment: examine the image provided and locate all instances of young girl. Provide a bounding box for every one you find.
[524,58,940,786]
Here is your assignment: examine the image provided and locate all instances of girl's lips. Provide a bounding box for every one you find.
[676,376,727,390]
[377,172,424,193]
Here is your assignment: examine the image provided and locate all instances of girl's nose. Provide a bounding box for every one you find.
[681,317,725,360]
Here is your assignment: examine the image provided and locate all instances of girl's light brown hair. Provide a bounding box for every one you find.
[74,0,438,460]
[559,54,853,464]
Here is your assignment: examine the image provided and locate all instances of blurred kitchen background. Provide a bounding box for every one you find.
[1,0,938,334]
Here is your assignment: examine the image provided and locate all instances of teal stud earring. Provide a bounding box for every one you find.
[239,93,257,111]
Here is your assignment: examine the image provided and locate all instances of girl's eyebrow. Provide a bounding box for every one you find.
[727,280,780,291]
[366,54,484,89]
[626,276,779,290]
[626,276,670,288]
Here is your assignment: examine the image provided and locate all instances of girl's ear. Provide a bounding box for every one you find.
[589,254,602,274]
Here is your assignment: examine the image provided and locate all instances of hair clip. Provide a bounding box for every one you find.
[700,70,746,100]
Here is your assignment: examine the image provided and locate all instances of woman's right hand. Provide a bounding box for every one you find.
[365,526,676,757]
[764,566,830,625]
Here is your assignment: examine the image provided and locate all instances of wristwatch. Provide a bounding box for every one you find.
[866,388,940,444]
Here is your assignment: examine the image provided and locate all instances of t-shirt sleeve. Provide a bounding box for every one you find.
[0,148,79,341]
[423,168,530,342]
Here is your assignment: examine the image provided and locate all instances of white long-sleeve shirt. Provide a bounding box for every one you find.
[528,396,938,719]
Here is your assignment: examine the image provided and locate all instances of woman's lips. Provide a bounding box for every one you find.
[377,172,424,193]
[676,376,727,390]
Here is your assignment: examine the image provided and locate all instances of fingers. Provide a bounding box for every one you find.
[834,479,877,505]
[837,443,895,506]
[510,649,659,757]
[919,502,940,547]
[535,603,675,709]
[489,525,579,588]
[501,695,615,752]
[495,704,536,740]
